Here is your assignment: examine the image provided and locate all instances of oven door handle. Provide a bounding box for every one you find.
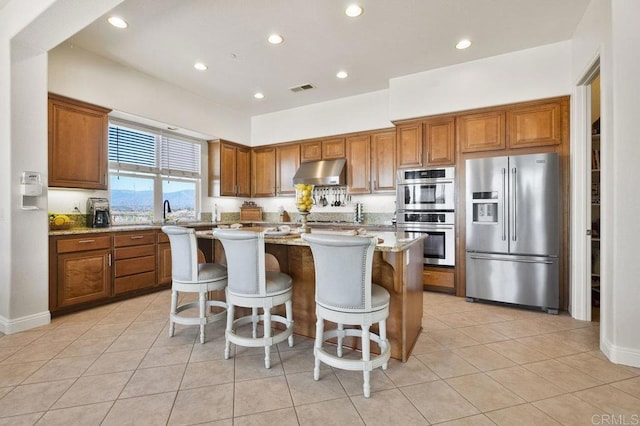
[399,225,454,231]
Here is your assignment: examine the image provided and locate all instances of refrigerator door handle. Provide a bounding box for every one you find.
[511,167,517,241]
[469,254,554,265]
[502,168,507,241]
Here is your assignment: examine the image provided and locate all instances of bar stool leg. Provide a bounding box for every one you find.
[169,290,178,337]
[225,303,234,359]
[362,325,371,398]
[314,317,323,381]
[252,307,258,338]
[380,320,388,370]
[337,323,344,358]
[199,290,206,344]
[285,299,294,347]
[264,308,272,368]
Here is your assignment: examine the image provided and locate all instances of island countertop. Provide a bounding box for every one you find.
[196,228,425,253]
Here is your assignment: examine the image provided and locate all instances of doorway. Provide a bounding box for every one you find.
[588,72,601,322]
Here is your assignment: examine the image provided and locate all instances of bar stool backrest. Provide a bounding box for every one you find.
[162,226,199,283]
[214,229,266,296]
[303,234,377,312]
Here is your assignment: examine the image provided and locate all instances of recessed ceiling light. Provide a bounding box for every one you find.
[107,16,128,29]
[456,39,472,50]
[336,71,349,79]
[268,34,284,45]
[345,4,363,17]
[193,62,208,71]
[254,92,265,99]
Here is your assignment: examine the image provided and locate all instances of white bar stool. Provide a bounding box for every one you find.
[302,233,391,398]
[162,226,227,344]
[214,229,294,368]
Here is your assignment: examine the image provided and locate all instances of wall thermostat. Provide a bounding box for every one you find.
[20,171,42,196]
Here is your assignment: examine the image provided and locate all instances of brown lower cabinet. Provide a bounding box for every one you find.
[55,240,112,309]
[113,231,157,295]
[157,232,172,286]
[50,230,170,315]
[422,266,455,293]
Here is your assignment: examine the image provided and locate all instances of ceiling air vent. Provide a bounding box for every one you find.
[289,83,315,93]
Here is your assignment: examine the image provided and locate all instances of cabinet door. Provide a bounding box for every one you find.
[396,122,423,168]
[252,147,276,197]
[507,101,563,148]
[57,249,111,308]
[346,135,371,194]
[425,117,455,165]
[301,141,322,162]
[219,143,238,196]
[157,243,172,285]
[322,137,346,159]
[236,146,251,197]
[371,130,396,192]
[48,95,110,189]
[276,144,301,195]
[458,111,506,153]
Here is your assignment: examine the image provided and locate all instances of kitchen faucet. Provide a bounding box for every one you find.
[163,199,172,222]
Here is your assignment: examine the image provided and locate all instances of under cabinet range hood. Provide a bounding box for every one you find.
[292,158,346,186]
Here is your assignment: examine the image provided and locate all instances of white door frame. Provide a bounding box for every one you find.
[570,57,600,321]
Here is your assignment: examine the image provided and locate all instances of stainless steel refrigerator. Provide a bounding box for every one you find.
[465,152,560,313]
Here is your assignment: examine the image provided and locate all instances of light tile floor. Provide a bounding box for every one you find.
[1,291,639,425]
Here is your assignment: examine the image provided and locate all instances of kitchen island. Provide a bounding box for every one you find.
[198,228,425,361]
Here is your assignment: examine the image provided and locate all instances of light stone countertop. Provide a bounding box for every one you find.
[49,221,396,236]
[196,228,425,253]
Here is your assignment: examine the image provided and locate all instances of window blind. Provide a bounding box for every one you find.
[160,134,201,178]
[108,119,202,178]
[108,125,157,172]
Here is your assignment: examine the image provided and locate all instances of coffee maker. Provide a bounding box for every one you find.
[87,197,111,228]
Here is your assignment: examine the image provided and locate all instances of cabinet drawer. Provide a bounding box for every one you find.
[114,244,155,260]
[157,232,169,244]
[57,235,111,254]
[423,268,455,288]
[114,232,155,247]
[114,271,156,295]
[114,255,156,277]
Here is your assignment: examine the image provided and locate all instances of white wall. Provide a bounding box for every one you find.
[49,44,251,144]
[251,90,392,146]
[570,0,640,367]
[607,0,640,367]
[389,41,573,121]
[0,0,124,333]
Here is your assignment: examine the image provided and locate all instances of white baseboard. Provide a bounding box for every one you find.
[0,311,51,334]
[601,335,640,368]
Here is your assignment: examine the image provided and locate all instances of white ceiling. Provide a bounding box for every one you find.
[65,0,590,116]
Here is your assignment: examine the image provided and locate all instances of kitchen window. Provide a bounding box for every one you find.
[108,119,202,224]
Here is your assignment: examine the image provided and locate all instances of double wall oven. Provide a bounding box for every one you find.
[397,167,456,267]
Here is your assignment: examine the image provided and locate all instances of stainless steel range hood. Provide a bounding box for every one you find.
[292,158,346,186]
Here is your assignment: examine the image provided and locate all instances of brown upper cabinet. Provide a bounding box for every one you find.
[48,94,111,189]
[301,141,322,162]
[506,99,563,149]
[208,140,251,197]
[424,117,455,166]
[457,110,506,153]
[322,137,346,159]
[251,146,277,197]
[371,130,396,192]
[346,134,371,194]
[396,121,423,168]
[276,144,301,195]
